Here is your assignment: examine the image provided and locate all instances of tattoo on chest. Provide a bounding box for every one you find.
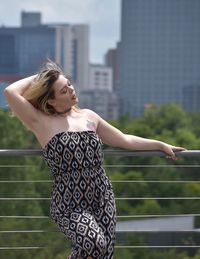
[86,120,96,132]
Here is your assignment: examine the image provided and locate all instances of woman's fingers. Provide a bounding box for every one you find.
[166,154,177,160]
[165,145,186,160]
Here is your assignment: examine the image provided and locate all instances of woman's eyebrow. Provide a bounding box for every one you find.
[65,76,72,84]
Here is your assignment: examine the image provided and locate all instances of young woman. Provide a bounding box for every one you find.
[4,61,185,259]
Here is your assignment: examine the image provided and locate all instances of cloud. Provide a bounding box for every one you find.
[0,0,120,63]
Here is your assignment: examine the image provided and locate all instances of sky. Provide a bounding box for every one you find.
[0,0,121,64]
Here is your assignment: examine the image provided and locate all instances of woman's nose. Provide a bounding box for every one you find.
[68,85,74,92]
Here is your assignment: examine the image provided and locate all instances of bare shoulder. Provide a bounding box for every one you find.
[80,108,101,130]
[80,108,100,120]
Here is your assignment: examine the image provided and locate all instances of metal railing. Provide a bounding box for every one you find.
[0,149,200,253]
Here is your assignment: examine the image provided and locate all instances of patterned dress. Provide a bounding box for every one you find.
[42,130,116,259]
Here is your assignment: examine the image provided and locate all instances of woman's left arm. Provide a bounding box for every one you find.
[96,115,185,159]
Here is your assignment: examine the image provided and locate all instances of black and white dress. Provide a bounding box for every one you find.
[42,130,116,259]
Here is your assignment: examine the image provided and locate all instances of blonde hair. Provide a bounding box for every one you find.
[23,60,79,115]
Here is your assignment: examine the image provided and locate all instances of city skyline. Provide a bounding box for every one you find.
[0,0,120,64]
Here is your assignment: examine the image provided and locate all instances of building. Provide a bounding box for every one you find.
[80,64,119,119]
[21,11,41,27]
[0,12,55,75]
[117,216,200,251]
[183,85,200,112]
[117,216,194,232]
[0,75,23,109]
[0,12,89,91]
[105,42,120,94]
[88,64,113,92]
[79,90,119,120]
[120,0,200,117]
[54,23,89,92]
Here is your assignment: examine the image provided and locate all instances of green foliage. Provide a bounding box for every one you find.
[1,104,200,258]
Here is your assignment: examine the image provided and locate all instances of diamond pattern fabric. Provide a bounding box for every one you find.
[42,131,116,259]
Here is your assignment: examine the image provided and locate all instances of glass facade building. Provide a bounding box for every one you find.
[0,26,55,75]
[120,0,200,117]
[19,26,55,74]
[0,29,19,74]
[0,12,89,91]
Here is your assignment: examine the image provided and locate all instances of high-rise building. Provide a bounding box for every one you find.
[105,42,120,94]
[120,0,200,117]
[21,11,41,27]
[183,85,200,113]
[88,64,113,92]
[54,24,89,91]
[0,12,89,91]
[79,63,119,119]
[79,90,119,120]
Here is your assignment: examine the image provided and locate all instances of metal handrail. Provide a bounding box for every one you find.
[0,149,199,156]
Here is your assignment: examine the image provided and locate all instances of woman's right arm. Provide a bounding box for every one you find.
[4,75,41,131]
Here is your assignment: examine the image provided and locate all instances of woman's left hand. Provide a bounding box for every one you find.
[159,142,186,160]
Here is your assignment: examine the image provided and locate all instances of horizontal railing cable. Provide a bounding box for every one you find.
[115,245,200,249]
[0,247,45,250]
[0,215,49,219]
[1,213,200,219]
[1,180,200,183]
[1,229,200,233]
[0,197,200,200]
[0,246,200,250]
[0,213,200,219]
[1,164,200,168]
[105,164,200,168]
[0,165,34,168]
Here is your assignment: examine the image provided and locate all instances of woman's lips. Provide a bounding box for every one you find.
[72,93,77,99]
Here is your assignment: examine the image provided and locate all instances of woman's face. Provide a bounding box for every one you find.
[48,75,78,111]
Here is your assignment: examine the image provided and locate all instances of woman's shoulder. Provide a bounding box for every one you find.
[80,108,100,118]
[80,108,101,129]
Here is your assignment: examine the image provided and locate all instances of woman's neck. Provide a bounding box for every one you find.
[55,107,72,115]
